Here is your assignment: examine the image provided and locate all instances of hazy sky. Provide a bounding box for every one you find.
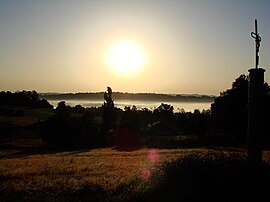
[1,0,270,95]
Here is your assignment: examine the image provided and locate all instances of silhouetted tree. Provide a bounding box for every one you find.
[55,101,70,117]
[211,74,270,145]
[0,90,52,107]
[175,109,211,136]
[175,110,193,133]
[121,105,139,129]
[153,103,175,124]
[211,75,248,144]
[74,105,86,114]
[30,90,39,102]
[102,87,115,134]
[192,109,211,135]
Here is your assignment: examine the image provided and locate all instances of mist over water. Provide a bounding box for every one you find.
[47,99,212,112]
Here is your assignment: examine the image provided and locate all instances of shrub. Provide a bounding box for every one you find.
[138,152,270,202]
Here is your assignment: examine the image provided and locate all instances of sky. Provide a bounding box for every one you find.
[1,0,270,95]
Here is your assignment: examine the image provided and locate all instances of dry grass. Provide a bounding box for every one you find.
[0,146,270,201]
[0,148,197,190]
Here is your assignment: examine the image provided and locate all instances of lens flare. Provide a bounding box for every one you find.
[148,149,159,163]
[141,168,151,180]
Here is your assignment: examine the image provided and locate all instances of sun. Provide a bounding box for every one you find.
[105,40,146,76]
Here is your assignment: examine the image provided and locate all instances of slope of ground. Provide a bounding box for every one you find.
[0,144,269,201]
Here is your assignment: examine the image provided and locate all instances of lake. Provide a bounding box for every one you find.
[47,99,213,112]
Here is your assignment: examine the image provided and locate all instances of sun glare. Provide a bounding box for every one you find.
[105,40,146,76]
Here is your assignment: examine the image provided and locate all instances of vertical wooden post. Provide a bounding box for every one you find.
[247,68,265,162]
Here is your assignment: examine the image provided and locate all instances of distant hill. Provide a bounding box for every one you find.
[40,92,216,102]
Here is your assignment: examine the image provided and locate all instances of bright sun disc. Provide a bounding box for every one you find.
[106,41,146,76]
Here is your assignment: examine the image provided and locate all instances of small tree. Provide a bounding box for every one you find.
[55,101,70,117]
[153,103,175,123]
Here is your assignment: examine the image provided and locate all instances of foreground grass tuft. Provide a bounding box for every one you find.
[137,151,270,202]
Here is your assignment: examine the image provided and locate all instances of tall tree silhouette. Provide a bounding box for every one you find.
[102,87,115,134]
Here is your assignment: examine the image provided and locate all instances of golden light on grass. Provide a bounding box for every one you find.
[2,147,269,201]
[105,40,147,76]
[0,148,198,190]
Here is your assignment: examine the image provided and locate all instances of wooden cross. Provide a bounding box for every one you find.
[251,19,261,69]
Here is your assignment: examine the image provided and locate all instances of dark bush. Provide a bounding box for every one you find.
[138,152,270,202]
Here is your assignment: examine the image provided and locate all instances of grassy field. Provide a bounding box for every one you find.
[1,141,270,202]
[0,147,206,190]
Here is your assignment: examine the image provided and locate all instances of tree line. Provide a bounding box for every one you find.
[1,74,270,149]
[39,74,270,148]
[0,90,53,116]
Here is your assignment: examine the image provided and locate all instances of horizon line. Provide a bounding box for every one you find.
[38,91,217,97]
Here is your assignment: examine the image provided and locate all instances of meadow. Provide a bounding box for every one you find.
[1,141,270,201]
